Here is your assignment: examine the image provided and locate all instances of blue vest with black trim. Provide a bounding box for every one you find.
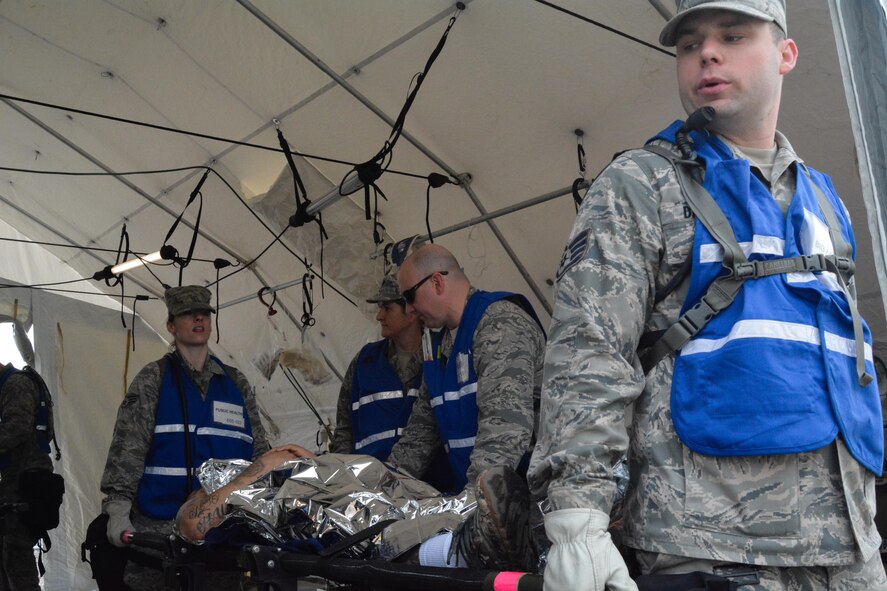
[652,121,883,475]
[424,290,539,490]
[136,353,254,519]
[0,367,51,470]
[350,339,421,460]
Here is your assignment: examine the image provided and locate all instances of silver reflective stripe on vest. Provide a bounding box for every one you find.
[155,423,252,442]
[154,423,196,433]
[699,235,785,263]
[351,388,415,411]
[445,436,476,451]
[429,382,478,408]
[825,332,874,361]
[354,428,404,450]
[682,318,873,362]
[196,427,253,443]
[143,466,189,476]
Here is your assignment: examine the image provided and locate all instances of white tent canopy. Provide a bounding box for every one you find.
[1,1,886,589]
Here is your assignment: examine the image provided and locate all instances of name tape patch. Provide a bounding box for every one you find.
[213,400,245,428]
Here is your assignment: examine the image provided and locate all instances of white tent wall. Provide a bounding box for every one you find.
[829,0,887,326]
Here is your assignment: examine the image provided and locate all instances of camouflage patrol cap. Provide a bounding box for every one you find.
[660,0,786,46]
[164,285,215,316]
[366,274,403,304]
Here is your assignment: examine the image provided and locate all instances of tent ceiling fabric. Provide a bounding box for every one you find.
[1,1,885,352]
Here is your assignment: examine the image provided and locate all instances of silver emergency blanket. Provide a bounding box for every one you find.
[196,453,475,559]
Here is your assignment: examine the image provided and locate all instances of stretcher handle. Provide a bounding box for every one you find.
[121,530,173,553]
[483,571,542,591]
[274,550,543,591]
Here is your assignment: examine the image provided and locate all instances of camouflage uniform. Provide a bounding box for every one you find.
[528,134,886,585]
[388,288,544,491]
[101,355,269,590]
[0,365,52,591]
[329,344,422,454]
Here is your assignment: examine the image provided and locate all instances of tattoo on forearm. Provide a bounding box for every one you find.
[193,492,226,534]
[242,459,265,479]
[181,457,275,537]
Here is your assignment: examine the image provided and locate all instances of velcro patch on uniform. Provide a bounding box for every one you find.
[556,231,591,281]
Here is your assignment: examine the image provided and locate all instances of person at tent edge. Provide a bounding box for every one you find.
[99,284,270,590]
[0,362,58,591]
[527,0,887,589]
[328,272,456,492]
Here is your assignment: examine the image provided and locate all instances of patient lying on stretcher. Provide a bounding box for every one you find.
[174,446,489,565]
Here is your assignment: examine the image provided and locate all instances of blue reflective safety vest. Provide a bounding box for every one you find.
[652,122,883,475]
[349,339,421,460]
[0,366,52,471]
[136,354,254,519]
[424,290,540,490]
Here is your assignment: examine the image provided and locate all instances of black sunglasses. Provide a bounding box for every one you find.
[402,271,448,304]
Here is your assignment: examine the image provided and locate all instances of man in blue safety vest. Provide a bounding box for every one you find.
[389,244,545,570]
[529,1,887,589]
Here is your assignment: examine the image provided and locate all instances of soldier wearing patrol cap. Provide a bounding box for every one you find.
[328,273,426,462]
[530,0,886,589]
[100,285,269,590]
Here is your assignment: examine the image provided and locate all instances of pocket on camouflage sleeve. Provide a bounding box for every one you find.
[659,201,694,267]
[681,447,801,538]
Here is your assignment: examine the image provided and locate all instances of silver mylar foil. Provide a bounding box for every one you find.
[195,453,474,558]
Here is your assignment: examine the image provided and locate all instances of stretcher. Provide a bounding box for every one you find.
[123,530,544,591]
[113,528,758,591]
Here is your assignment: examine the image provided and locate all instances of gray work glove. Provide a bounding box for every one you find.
[543,508,637,591]
[104,499,134,548]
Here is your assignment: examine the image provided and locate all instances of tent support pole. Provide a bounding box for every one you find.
[646,0,673,20]
[236,0,553,315]
[414,182,587,245]
[217,276,311,311]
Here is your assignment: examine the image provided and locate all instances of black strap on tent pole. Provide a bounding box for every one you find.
[277,125,328,240]
[301,274,315,327]
[162,169,209,286]
[110,224,128,288]
[423,172,451,244]
[425,183,435,243]
[130,294,149,352]
[372,184,388,246]
[276,126,308,210]
[213,259,232,344]
[338,3,463,227]
[108,224,129,328]
[316,215,326,299]
[572,129,588,210]
[277,124,331,295]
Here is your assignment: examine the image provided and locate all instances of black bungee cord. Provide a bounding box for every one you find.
[335,3,464,244]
